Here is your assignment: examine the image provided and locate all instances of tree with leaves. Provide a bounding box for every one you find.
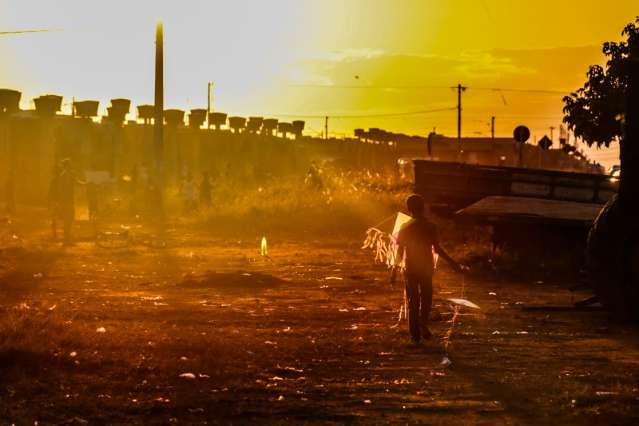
[565,17,639,321]
[563,17,637,148]
[563,17,639,203]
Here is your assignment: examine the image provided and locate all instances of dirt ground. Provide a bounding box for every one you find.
[1,211,638,425]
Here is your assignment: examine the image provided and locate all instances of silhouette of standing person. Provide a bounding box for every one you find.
[305,161,322,189]
[199,171,212,208]
[181,171,197,213]
[4,170,15,215]
[392,194,466,344]
[48,163,62,240]
[146,176,164,222]
[57,159,84,245]
[128,165,140,216]
[86,181,99,225]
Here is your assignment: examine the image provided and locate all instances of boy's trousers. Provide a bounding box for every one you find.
[405,273,433,342]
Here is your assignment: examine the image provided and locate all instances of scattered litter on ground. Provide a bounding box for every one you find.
[447,298,480,310]
[441,356,452,367]
[595,391,619,396]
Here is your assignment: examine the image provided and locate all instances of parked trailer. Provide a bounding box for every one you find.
[412,160,617,273]
[455,195,602,267]
[456,196,603,228]
[413,160,617,210]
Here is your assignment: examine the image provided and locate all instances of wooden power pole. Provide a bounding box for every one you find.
[491,116,495,140]
[207,81,213,128]
[153,21,164,177]
[456,83,467,155]
[324,116,328,140]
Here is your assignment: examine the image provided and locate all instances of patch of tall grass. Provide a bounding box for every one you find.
[183,168,412,237]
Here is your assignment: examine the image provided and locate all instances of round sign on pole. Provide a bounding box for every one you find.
[513,125,531,143]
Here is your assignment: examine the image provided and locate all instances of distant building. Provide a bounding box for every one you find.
[394,133,602,174]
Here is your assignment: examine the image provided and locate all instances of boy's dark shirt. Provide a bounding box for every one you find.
[396,218,439,278]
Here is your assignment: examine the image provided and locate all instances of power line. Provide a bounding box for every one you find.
[470,87,569,95]
[287,84,569,95]
[464,114,564,119]
[0,28,61,36]
[270,106,456,119]
[288,84,451,90]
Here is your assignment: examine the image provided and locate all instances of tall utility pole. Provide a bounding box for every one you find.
[324,116,328,140]
[153,21,164,177]
[456,83,467,153]
[207,81,213,128]
[491,116,495,140]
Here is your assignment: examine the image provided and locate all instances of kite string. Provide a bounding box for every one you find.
[442,273,466,356]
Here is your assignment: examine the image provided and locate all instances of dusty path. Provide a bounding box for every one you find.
[0,220,638,425]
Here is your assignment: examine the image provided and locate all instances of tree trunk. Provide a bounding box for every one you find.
[619,37,639,208]
[586,35,639,321]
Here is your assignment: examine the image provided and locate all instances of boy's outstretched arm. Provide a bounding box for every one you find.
[433,240,465,273]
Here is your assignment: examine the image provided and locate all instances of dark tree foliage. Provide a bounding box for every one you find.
[563,17,639,148]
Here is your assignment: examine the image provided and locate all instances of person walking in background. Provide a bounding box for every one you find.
[199,171,212,208]
[86,181,99,226]
[181,171,197,213]
[127,164,140,216]
[48,163,62,240]
[4,170,16,216]
[305,161,322,189]
[57,159,85,245]
[391,194,466,344]
[146,176,164,222]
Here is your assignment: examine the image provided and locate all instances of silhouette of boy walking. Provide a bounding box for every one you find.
[392,194,465,344]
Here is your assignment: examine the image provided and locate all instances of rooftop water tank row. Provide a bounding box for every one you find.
[0,88,306,137]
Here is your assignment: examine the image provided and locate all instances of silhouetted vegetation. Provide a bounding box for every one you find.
[563,17,639,147]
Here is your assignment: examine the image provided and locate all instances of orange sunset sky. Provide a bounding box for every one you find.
[1,0,637,167]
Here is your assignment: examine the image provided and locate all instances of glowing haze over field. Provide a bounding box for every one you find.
[0,0,637,166]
